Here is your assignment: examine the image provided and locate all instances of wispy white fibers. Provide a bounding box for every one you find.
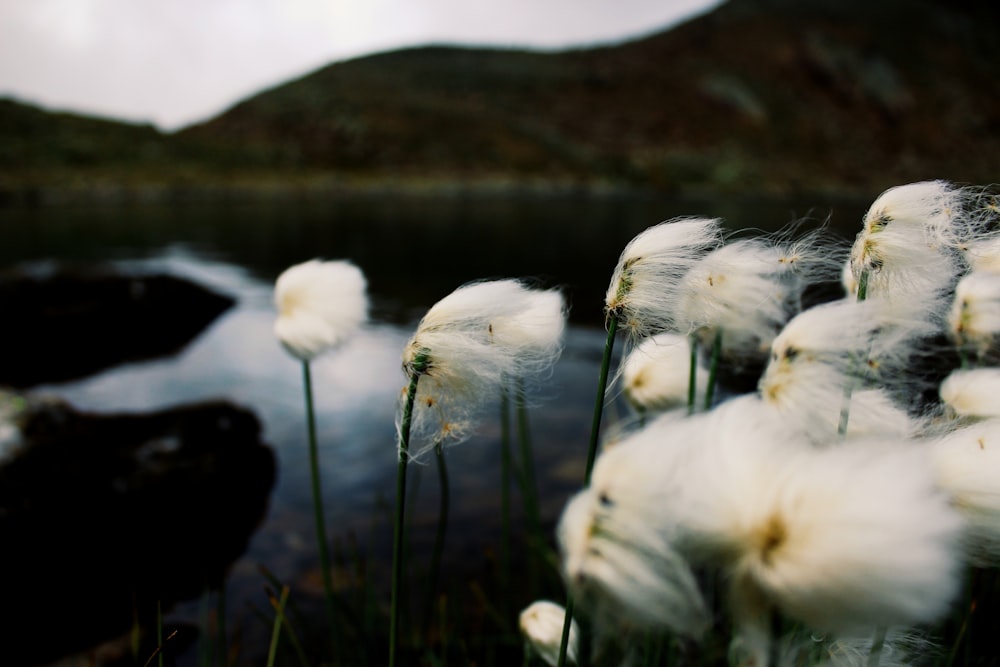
[556,414,711,639]
[758,298,932,442]
[621,332,705,413]
[849,181,969,302]
[676,398,962,635]
[399,279,565,458]
[822,629,938,667]
[519,600,579,666]
[273,259,368,360]
[675,238,797,361]
[929,418,1000,564]
[940,368,1000,419]
[949,271,1000,358]
[760,364,918,445]
[605,217,723,338]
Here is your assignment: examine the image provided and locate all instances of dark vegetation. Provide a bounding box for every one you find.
[1,0,997,204]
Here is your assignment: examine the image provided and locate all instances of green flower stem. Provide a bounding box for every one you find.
[704,329,722,412]
[688,335,699,415]
[584,314,619,483]
[301,360,339,657]
[390,354,426,667]
[265,586,290,667]
[424,440,450,640]
[558,313,620,667]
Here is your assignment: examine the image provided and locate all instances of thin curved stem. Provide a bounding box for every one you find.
[302,360,339,657]
[558,314,619,667]
[390,355,426,667]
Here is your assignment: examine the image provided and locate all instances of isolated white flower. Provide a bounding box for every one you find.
[605,217,723,338]
[399,279,565,457]
[273,259,368,360]
[929,418,1000,564]
[621,332,704,413]
[557,414,711,638]
[940,368,1000,419]
[519,600,579,666]
[949,271,1000,357]
[849,181,968,302]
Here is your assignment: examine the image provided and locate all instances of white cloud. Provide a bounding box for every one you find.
[0,0,721,131]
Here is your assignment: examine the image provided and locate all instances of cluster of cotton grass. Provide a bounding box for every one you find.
[554,181,1000,667]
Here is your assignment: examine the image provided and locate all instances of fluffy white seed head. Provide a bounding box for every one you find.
[761,298,938,429]
[760,362,919,445]
[557,415,712,638]
[675,239,795,359]
[678,416,962,634]
[940,368,1000,419]
[399,279,565,457]
[929,419,1000,564]
[621,333,704,413]
[519,600,578,666]
[273,259,368,361]
[849,181,968,302]
[605,217,723,338]
[949,272,1000,356]
[963,234,1000,275]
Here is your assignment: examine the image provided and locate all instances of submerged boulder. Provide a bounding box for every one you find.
[0,392,276,666]
[0,265,235,388]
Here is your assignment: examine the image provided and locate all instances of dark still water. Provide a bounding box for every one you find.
[0,191,868,665]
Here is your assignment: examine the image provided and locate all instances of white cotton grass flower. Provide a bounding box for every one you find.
[621,333,704,413]
[605,217,723,338]
[949,271,1000,357]
[760,364,919,445]
[676,401,963,635]
[399,279,565,458]
[929,418,1000,564]
[519,600,579,666]
[273,259,368,360]
[963,234,1000,274]
[940,368,1000,419]
[675,238,797,360]
[758,298,935,441]
[556,414,711,638]
[849,181,969,301]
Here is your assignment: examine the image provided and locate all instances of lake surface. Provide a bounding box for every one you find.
[0,191,868,664]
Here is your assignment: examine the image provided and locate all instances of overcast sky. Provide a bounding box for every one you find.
[0,0,721,131]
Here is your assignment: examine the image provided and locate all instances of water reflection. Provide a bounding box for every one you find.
[0,193,865,663]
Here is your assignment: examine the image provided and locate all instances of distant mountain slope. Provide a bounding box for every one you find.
[2,0,997,200]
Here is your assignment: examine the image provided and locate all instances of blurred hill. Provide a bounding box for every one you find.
[2,0,997,204]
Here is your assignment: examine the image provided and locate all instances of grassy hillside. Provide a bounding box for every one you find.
[2,0,997,202]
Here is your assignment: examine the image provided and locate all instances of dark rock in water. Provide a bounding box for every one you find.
[0,266,235,388]
[0,394,276,667]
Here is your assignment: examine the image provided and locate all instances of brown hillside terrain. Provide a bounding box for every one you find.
[2,0,997,200]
